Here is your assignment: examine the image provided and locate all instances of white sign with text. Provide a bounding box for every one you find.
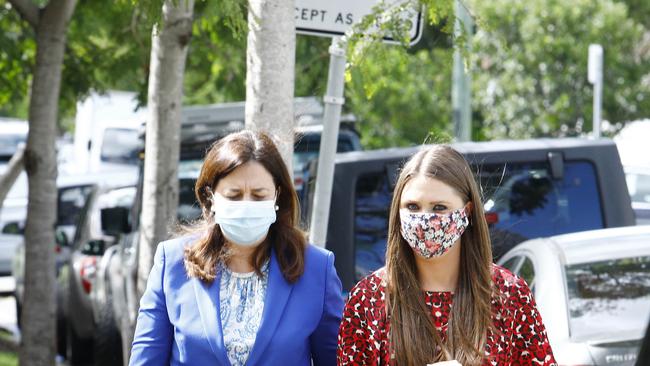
[295,0,423,44]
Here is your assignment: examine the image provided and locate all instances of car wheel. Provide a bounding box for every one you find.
[93,292,123,366]
[56,305,67,358]
[66,322,93,365]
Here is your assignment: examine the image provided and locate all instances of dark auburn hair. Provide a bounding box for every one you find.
[183,130,306,283]
[385,145,493,366]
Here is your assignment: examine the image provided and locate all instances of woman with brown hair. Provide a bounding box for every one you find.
[130,130,344,366]
[337,145,556,366]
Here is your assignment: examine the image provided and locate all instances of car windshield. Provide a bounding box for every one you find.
[0,133,27,161]
[626,171,650,204]
[566,255,650,341]
[178,159,203,222]
[293,133,358,171]
[100,128,141,165]
[58,185,95,226]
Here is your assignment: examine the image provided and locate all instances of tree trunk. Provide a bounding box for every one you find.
[137,0,194,297]
[11,0,77,365]
[245,0,296,171]
[0,146,25,212]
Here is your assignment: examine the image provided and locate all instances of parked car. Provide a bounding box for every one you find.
[498,225,650,366]
[58,184,136,365]
[11,169,136,361]
[12,175,98,312]
[11,180,94,357]
[310,138,636,290]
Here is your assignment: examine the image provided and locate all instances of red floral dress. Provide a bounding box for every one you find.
[337,264,557,365]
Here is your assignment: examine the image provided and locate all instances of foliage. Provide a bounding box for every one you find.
[337,0,456,148]
[3,0,648,146]
[0,1,34,118]
[471,0,650,139]
[347,40,454,148]
[0,0,152,129]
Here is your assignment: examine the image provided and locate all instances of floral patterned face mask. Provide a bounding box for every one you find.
[399,206,470,259]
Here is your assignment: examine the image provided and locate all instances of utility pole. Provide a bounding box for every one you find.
[452,0,473,142]
[588,44,603,138]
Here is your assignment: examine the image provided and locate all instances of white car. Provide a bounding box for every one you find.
[498,226,650,366]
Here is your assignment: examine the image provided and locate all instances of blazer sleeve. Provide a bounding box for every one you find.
[309,251,345,366]
[129,243,173,366]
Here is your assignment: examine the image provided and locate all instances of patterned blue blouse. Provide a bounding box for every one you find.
[218,261,270,366]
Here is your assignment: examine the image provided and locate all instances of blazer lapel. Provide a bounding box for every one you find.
[193,272,231,366]
[246,249,294,365]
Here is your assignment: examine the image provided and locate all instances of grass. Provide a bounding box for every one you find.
[0,352,17,366]
[0,328,17,366]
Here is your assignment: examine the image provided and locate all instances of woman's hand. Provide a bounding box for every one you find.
[427,361,462,366]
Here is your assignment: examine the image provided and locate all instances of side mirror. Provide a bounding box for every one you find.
[100,207,132,235]
[55,230,69,247]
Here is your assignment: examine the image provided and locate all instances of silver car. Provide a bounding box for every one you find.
[498,226,650,366]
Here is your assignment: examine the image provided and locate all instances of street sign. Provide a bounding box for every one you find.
[295,0,423,45]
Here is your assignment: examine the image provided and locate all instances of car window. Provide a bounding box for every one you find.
[501,256,522,272]
[293,133,358,171]
[518,257,535,289]
[565,255,650,341]
[0,133,27,161]
[58,185,94,226]
[480,161,603,258]
[626,171,650,204]
[177,159,203,223]
[354,172,391,281]
[100,128,140,165]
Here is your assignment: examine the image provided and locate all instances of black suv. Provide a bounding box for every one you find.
[310,138,636,290]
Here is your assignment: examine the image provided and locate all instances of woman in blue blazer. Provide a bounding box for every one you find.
[129,130,344,366]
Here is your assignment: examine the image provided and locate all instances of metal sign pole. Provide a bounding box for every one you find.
[452,0,472,142]
[309,37,347,247]
[588,44,603,138]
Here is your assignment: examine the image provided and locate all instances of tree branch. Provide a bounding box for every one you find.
[8,0,40,29]
[0,146,25,213]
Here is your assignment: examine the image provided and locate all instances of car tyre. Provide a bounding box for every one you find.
[66,321,93,365]
[93,291,123,366]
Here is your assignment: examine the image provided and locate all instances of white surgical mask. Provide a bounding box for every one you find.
[211,194,277,246]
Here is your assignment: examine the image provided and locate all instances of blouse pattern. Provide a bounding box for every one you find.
[219,260,269,366]
[337,264,557,366]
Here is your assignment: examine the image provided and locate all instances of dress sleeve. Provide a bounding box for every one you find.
[310,251,345,366]
[337,277,383,365]
[129,243,173,366]
[510,276,557,366]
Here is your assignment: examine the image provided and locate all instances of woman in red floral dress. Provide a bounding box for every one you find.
[337,145,556,366]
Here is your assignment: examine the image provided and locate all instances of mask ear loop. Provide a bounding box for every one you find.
[274,188,280,211]
[464,201,473,225]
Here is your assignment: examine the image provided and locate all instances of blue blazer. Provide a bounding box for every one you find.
[129,236,344,366]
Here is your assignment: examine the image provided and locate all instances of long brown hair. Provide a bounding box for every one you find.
[385,145,493,366]
[183,130,306,283]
